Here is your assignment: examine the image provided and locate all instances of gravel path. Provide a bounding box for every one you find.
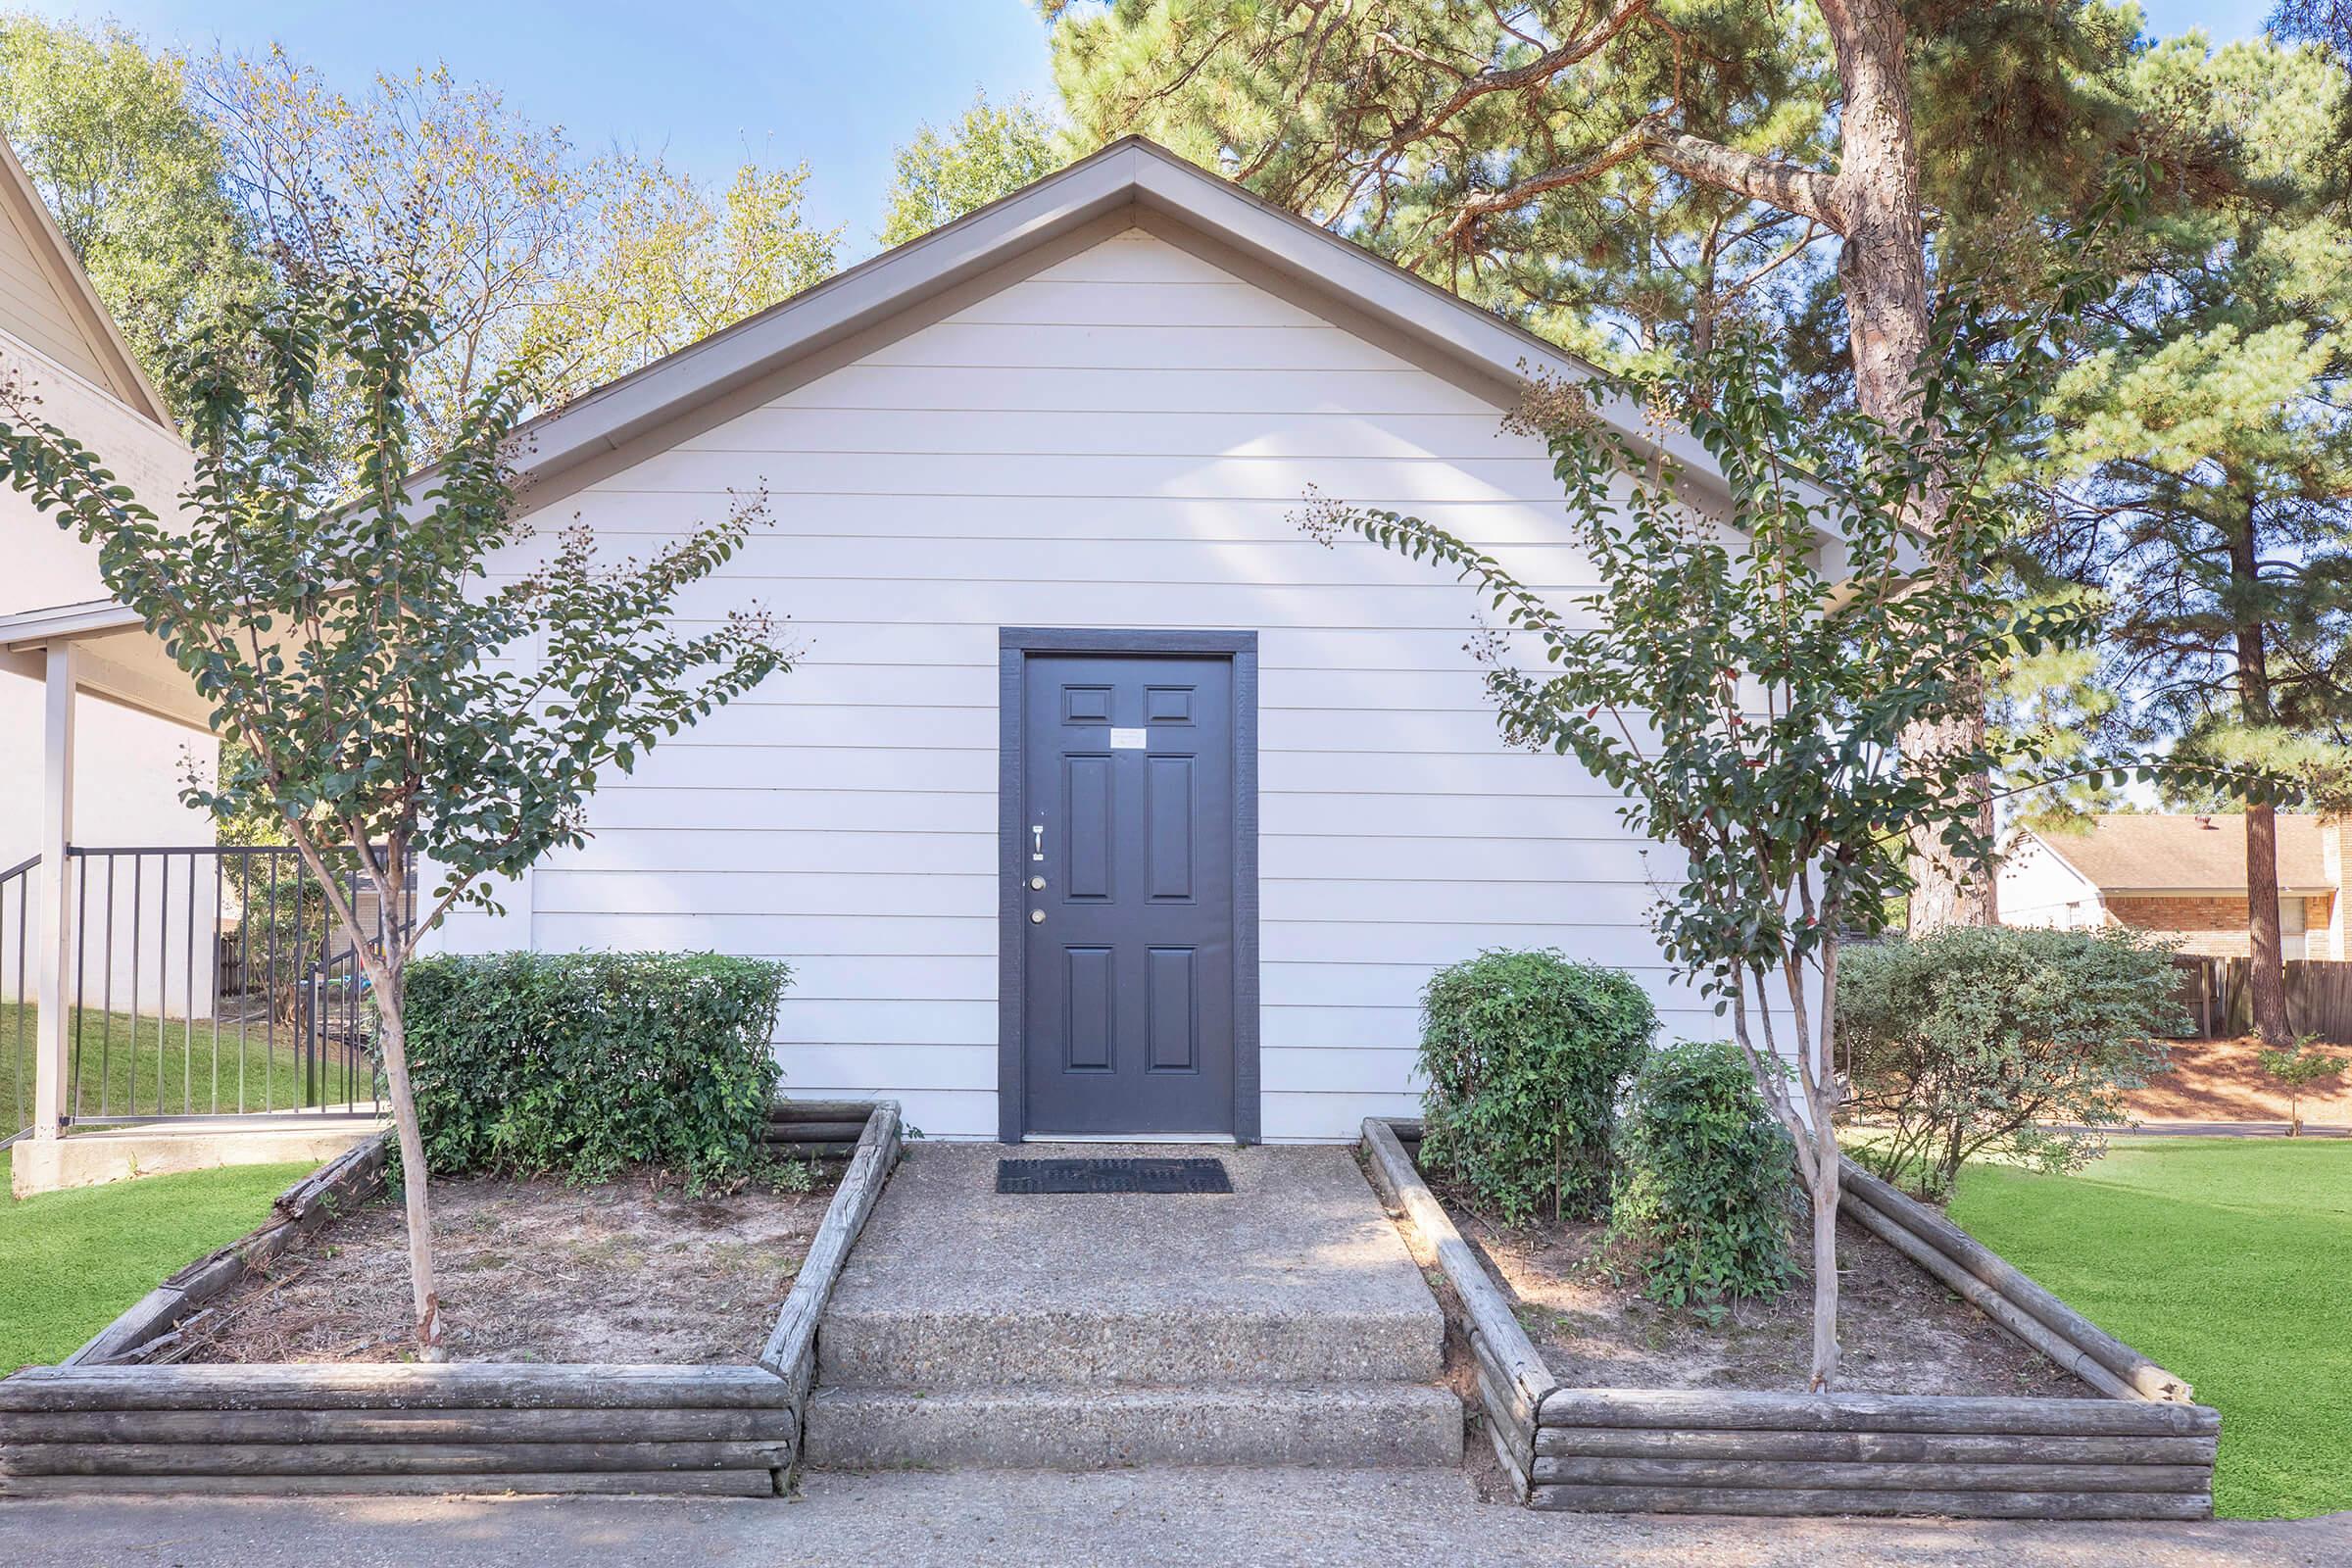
[8,1468,2345,1567]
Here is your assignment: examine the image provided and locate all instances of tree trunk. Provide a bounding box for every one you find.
[374,975,447,1359]
[2244,801,2291,1047]
[1809,1152,1841,1391]
[2233,525,2292,1049]
[1813,0,1992,932]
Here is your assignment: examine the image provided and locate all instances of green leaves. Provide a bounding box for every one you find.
[1606,1040,1796,1310]
[1839,925,2186,1198]
[403,952,791,1190]
[1415,950,1656,1227]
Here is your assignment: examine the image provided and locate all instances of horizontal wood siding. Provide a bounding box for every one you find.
[493,227,1701,1138]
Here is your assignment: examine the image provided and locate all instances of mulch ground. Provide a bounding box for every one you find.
[1431,1182,2092,1399]
[2129,1036,2352,1126]
[169,1167,836,1365]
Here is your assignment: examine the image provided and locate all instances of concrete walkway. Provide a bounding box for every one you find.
[7,1469,2345,1567]
[806,1141,1457,1468]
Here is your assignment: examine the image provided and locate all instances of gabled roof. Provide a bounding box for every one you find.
[2027,813,2330,897]
[502,135,1758,512]
[0,134,173,429]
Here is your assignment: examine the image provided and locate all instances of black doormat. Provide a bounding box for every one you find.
[997,1156,1232,1195]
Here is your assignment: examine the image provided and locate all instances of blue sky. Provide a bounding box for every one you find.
[24,1,2269,256]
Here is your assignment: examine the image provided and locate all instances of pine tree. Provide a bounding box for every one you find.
[1042,0,2142,927]
[2034,35,2352,1044]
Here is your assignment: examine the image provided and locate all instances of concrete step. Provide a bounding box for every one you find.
[816,1304,1445,1390]
[803,1383,1465,1471]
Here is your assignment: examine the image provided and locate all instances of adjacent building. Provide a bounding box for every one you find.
[1999,813,2347,960]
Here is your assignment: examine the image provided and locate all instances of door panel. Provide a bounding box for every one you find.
[1020,651,1236,1135]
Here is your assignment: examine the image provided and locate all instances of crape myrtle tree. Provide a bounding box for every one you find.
[0,267,787,1356]
[1298,280,2266,1390]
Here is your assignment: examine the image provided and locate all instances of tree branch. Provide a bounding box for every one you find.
[1642,126,1842,231]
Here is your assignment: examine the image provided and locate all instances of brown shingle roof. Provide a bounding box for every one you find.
[2034,813,2329,894]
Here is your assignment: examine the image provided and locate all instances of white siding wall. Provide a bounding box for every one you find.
[494,228,1708,1139]
[1997,835,2105,932]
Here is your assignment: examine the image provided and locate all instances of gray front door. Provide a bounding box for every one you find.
[1016,651,1238,1137]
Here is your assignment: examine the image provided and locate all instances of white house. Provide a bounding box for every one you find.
[2000,813,2340,959]
[414,138,1796,1144]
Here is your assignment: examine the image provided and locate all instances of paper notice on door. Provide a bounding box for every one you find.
[1109,727,1148,751]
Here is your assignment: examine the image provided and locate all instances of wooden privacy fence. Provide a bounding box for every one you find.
[2170,955,2352,1043]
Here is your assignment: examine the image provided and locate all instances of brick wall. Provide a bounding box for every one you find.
[2104,895,2324,958]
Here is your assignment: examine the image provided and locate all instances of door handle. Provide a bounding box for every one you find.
[1031,824,1045,862]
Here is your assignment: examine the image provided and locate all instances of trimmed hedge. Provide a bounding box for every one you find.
[1416,950,1655,1225]
[1607,1040,1795,1310]
[405,951,789,1187]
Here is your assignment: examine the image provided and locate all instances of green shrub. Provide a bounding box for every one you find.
[404,951,790,1188]
[1838,924,2182,1197]
[1416,950,1655,1225]
[1607,1040,1794,1309]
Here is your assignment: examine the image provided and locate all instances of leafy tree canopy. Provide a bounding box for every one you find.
[0,12,268,419]
[878,90,1068,249]
[1042,0,2141,391]
[198,48,840,458]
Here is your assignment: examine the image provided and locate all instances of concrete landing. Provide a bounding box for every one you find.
[806,1142,1461,1471]
[10,1117,383,1198]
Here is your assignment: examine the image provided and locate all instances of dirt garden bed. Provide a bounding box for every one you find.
[1441,1186,2090,1400]
[0,1102,904,1497]
[1361,1118,2219,1521]
[169,1167,837,1366]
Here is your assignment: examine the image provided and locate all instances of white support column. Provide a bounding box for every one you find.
[32,644,74,1138]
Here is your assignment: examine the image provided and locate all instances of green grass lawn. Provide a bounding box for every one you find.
[1949,1138,2352,1520]
[0,1004,364,1130]
[0,1145,318,1371]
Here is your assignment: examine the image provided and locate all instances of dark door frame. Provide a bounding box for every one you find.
[997,627,1260,1144]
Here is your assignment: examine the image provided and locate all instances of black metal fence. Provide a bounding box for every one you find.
[3,855,32,1141]
[1,846,409,1138]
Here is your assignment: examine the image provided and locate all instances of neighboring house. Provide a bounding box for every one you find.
[0,133,215,1015]
[414,138,1803,1143]
[1999,813,2345,959]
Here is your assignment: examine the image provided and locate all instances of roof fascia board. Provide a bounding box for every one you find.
[2103,884,2331,899]
[0,598,143,648]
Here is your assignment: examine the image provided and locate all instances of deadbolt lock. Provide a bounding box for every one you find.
[1030,875,1046,891]
[1030,909,1046,923]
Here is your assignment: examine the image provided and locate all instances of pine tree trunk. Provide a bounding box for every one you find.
[1816,0,1992,932]
[2233,526,2292,1049]
[2245,802,2293,1048]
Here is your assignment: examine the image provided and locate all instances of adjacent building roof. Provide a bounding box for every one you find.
[2030,813,2329,897]
[0,134,173,428]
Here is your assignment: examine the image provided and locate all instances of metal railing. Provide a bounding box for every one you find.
[0,846,411,1132]
[3,855,33,1142]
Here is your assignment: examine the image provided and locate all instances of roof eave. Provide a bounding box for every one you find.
[484,136,1789,522]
